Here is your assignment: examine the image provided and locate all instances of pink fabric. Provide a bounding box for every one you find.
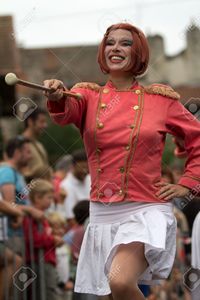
[47,81,200,203]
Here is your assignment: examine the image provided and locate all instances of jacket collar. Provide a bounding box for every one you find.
[105,79,140,91]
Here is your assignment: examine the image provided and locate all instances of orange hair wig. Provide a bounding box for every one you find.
[97,23,149,76]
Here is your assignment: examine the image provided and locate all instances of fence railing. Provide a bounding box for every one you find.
[0,214,73,300]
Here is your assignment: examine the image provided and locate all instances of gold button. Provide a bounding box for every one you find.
[97,168,103,173]
[119,167,125,173]
[101,103,107,109]
[98,192,104,197]
[96,148,101,153]
[135,89,141,95]
[97,122,104,129]
[103,88,109,94]
[133,105,139,111]
[125,145,130,151]
[118,189,124,196]
[130,124,135,129]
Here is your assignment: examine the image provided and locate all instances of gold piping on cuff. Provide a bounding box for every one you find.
[181,175,200,182]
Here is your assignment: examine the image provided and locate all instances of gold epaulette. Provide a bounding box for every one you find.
[72,82,101,92]
[144,84,180,100]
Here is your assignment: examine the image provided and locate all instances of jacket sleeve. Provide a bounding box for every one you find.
[173,137,187,158]
[23,217,55,249]
[166,99,200,192]
[46,87,88,131]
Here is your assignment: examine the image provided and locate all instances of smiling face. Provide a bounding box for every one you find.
[104,29,133,75]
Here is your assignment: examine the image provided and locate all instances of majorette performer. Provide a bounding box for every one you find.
[44,23,200,300]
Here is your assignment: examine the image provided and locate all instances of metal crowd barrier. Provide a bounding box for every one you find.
[0,214,72,300]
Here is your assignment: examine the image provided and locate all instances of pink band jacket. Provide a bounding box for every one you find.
[47,81,200,203]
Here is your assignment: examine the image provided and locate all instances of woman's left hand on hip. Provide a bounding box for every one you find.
[155,182,190,201]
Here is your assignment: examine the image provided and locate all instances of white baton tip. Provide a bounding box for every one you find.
[5,73,18,85]
[76,93,83,100]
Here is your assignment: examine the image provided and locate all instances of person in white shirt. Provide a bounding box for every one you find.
[61,149,91,224]
[190,211,200,300]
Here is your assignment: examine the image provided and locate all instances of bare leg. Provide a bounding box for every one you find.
[108,242,148,300]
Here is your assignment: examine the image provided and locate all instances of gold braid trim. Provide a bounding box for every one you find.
[72,82,101,92]
[182,175,200,182]
[144,84,180,100]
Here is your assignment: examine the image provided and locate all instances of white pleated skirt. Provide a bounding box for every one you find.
[74,201,177,296]
[192,211,200,268]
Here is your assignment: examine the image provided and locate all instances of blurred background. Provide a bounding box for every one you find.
[0,0,200,162]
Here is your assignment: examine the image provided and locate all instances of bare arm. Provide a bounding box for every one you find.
[1,183,44,220]
[0,184,16,204]
[18,205,44,221]
[0,200,23,217]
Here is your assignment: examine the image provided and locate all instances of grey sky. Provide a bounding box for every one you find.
[1,0,200,55]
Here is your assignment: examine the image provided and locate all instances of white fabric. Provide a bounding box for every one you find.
[192,211,200,268]
[75,201,177,296]
[56,244,71,283]
[191,215,200,300]
[61,173,91,219]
